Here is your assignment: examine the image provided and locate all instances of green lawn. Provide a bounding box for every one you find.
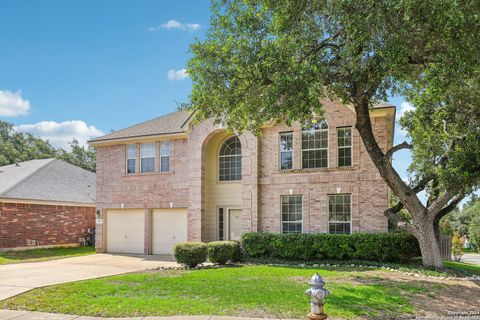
[443,260,480,275]
[1,265,435,319]
[0,246,95,265]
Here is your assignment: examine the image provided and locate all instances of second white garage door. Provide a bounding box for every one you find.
[106,209,145,254]
[152,208,187,255]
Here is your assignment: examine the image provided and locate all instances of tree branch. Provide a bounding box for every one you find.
[385,141,413,160]
[384,202,415,233]
[436,193,465,220]
[427,188,459,216]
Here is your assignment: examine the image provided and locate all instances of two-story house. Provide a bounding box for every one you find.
[89,99,395,255]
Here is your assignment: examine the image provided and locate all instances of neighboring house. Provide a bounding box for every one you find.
[89,99,395,255]
[0,159,96,250]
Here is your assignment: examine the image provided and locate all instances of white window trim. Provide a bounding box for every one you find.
[337,127,353,168]
[279,131,294,171]
[140,143,156,173]
[327,193,352,234]
[301,122,329,169]
[126,144,137,174]
[280,195,304,234]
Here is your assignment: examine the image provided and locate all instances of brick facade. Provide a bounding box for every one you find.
[0,202,95,250]
[94,100,393,253]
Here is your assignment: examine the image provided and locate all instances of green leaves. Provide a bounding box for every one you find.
[0,120,96,172]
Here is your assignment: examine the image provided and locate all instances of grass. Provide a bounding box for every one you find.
[0,246,95,265]
[1,265,433,319]
[443,260,480,276]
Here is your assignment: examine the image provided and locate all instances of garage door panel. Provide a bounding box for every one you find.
[152,208,187,255]
[106,209,145,254]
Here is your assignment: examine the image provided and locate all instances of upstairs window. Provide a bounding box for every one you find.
[126,144,136,174]
[302,120,328,169]
[337,127,352,167]
[140,143,155,173]
[328,194,352,234]
[219,136,242,181]
[160,141,171,172]
[279,132,293,170]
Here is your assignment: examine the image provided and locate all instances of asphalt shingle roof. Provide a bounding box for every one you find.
[0,159,96,204]
[90,110,192,142]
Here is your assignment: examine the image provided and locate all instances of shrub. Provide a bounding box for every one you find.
[173,242,208,268]
[451,232,463,261]
[241,232,420,263]
[208,241,241,264]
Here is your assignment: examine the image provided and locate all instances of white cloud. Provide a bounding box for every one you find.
[167,69,188,81]
[395,101,416,137]
[0,90,30,117]
[398,101,415,119]
[15,120,104,149]
[148,19,201,32]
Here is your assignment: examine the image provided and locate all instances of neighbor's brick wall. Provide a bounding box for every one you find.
[0,202,95,249]
[257,100,389,233]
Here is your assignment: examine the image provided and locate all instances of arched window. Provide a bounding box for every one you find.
[219,136,242,181]
[302,119,328,168]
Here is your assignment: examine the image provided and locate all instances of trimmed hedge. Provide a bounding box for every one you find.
[241,232,420,263]
[173,242,208,268]
[208,241,242,264]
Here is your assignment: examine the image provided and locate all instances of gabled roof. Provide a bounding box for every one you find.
[88,101,395,146]
[0,159,96,204]
[90,110,192,143]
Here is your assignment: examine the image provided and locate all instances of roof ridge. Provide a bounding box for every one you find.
[0,159,55,197]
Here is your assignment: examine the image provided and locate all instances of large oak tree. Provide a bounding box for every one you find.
[187,0,480,267]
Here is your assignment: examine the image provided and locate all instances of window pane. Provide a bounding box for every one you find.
[127,144,136,158]
[161,156,169,172]
[141,143,155,158]
[127,159,135,174]
[141,157,155,173]
[281,195,302,233]
[302,122,328,169]
[219,136,242,181]
[280,132,293,151]
[328,194,351,234]
[161,142,170,156]
[280,152,293,170]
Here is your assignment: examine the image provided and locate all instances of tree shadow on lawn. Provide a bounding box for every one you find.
[324,276,480,319]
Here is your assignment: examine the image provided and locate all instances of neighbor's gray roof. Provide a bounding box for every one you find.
[0,159,95,204]
[91,110,193,142]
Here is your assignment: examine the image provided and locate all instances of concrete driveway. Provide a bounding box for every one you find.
[0,254,178,301]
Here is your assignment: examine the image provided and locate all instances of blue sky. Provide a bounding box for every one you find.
[0,0,412,181]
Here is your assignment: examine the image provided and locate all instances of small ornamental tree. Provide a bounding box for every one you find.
[451,232,463,262]
[188,0,480,268]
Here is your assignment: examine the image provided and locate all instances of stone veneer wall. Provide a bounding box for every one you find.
[0,202,95,250]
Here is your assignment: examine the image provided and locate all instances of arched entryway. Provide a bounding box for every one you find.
[202,131,243,242]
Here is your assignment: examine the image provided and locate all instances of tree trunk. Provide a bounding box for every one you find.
[416,220,444,269]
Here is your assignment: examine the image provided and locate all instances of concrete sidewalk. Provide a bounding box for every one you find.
[0,310,294,320]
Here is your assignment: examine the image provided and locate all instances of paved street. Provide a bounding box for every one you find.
[0,254,177,301]
[462,253,480,265]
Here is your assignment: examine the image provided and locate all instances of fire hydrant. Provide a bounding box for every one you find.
[305,273,330,320]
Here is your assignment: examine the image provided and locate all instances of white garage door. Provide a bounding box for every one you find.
[152,208,187,255]
[106,209,145,254]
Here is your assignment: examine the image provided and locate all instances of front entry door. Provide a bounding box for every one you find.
[228,209,242,241]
